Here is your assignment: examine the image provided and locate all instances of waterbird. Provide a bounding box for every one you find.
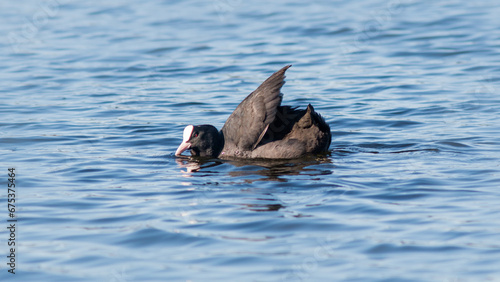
[175,65,331,159]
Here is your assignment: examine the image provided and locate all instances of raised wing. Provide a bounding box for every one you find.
[221,65,291,151]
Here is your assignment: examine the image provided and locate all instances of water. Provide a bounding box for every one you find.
[1,0,500,281]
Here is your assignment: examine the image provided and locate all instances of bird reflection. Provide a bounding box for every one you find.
[175,156,222,175]
[175,154,333,214]
[240,202,284,212]
[175,153,333,182]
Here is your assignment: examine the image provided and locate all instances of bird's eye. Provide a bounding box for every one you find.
[193,132,198,138]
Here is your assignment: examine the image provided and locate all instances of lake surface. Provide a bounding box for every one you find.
[1,0,500,281]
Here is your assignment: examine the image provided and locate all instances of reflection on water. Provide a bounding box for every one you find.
[176,154,333,182]
[242,202,285,212]
[175,156,223,174]
[176,155,338,216]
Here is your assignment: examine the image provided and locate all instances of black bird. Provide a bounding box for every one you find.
[175,65,331,159]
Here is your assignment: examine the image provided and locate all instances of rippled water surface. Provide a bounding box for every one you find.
[2,0,500,281]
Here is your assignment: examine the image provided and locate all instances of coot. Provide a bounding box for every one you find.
[175,65,331,159]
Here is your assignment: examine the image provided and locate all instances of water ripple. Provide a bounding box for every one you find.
[1,0,500,281]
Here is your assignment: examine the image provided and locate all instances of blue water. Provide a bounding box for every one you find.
[2,0,500,281]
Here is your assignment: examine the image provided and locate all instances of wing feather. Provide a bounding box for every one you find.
[221,65,291,150]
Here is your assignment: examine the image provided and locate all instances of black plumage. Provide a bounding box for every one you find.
[175,65,331,159]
